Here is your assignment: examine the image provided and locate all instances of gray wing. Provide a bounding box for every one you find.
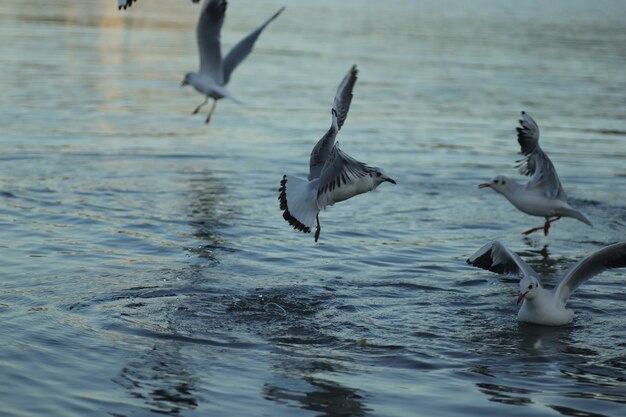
[554,242,626,304]
[197,0,226,83]
[467,241,537,278]
[309,65,358,180]
[516,111,566,200]
[315,146,371,209]
[222,6,285,84]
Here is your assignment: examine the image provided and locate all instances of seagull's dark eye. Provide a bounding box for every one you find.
[502,180,506,185]
[376,172,382,177]
[494,179,499,184]
[528,284,534,289]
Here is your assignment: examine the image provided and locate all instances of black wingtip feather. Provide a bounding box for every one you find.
[278,175,311,234]
[467,248,510,275]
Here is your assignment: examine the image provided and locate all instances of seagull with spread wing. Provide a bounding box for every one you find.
[479,112,592,235]
[278,65,396,242]
[467,240,626,326]
[181,0,285,123]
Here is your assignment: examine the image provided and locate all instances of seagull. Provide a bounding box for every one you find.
[278,65,396,242]
[117,0,200,10]
[181,0,285,123]
[479,111,592,236]
[467,240,626,326]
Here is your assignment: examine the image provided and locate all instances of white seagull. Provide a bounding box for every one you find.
[117,0,200,10]
[479,111,592,236]
[467,240,626,326]
[278,65,396,242]
[181,0,285,123]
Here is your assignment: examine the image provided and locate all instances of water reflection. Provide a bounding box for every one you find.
[467,320,626,416]
[113,342,199,415]
[185,169,234,263]
[264,378,367,417]
[226,285,370,416]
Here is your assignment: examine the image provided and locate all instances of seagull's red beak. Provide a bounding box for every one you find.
[479,183,491,189]
[517,291,528,305]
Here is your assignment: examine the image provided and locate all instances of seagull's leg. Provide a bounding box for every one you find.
[522,224,544,235]
[543,215,562,236]
[192,96,209,115]
[205,99,218,124]
[314,215,321,242]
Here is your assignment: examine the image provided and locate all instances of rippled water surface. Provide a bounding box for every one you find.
[1,0,626,416]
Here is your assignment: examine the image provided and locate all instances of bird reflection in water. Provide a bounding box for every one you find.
[113,343,199,415]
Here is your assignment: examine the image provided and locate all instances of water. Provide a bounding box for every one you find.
[1,0,626,416]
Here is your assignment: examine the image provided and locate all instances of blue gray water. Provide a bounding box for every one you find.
[1,0,626,416]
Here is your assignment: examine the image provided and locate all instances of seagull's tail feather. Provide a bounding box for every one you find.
[561,206,592,227]
[279,175,319,234]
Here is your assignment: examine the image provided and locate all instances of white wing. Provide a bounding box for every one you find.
[309,66,358,180]
[222,6,285,84]
[554,242,626,304]
[197,0,226,83]
[516,111,566,201]
[467,241,538,278]
[278,175,319,233]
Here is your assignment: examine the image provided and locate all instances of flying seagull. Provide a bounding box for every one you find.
[467,240,626,326]
[118,0,200,10]
[479,112,591,235]
[181,0,285,123]
[279,65,396,242]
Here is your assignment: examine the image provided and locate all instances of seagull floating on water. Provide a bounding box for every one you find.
[181,0,285,123]
[467,240,626,326]
[279,65,396,242]
[118,0,199,10]
[479,112,591,236]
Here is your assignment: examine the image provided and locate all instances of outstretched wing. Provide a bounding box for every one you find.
[554,242,626,304]
[309,65,358,180]
[515,111,566,200]
[467,241,538,278]
[316,146,371,209]
[197,0,226,83]
[222,6,285,84]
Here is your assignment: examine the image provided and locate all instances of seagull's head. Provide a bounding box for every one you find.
[371,168,396,187]
[181,72,193,87]
[517,275,540,305]
[479,175,511,195]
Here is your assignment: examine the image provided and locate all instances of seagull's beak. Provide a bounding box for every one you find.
[479,183,491,189]
[383,175,397,185]
[517,291,528,305]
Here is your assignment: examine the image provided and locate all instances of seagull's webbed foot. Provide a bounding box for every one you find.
[314,215,321,242]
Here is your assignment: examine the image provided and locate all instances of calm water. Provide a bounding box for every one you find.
[1,0,626,416]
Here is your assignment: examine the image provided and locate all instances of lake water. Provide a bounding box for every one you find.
[1,0,626,416]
